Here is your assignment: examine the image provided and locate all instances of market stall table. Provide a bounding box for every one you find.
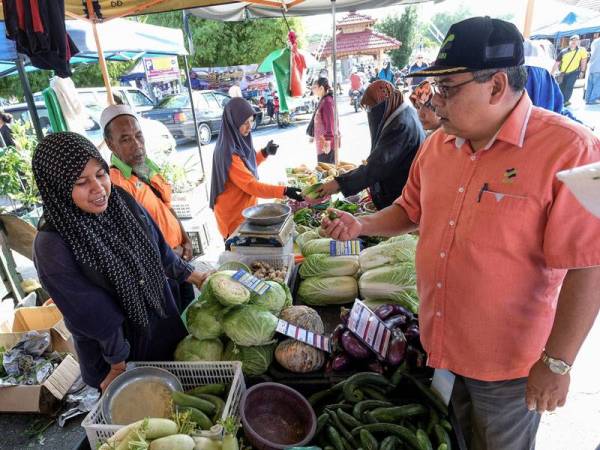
[0,414,89,450]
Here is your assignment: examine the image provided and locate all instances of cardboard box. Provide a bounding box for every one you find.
[0,306,80,413]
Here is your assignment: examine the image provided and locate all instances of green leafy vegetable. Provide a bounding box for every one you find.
[223,340,277,376]
[297,276,358,306]
[301,238,334,256]
[207,273,251,307]
[296,230,320,250]
[299,254,360,278]
[302,183,324,200]
[174,336,223,362]
[359,236,417,271]
[359,264,419,313]
[222,305,278,346]
[249,281,287,316]
[186,301,223,340]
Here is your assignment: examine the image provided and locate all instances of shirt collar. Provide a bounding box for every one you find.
[443,92,534,151]
[111,154,160,180]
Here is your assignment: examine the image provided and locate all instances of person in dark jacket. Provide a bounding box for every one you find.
[0,110,15,147]
[32,132,211,391]
[316,80,425,210]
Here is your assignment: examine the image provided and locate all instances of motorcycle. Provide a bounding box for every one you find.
[350,89,362,112]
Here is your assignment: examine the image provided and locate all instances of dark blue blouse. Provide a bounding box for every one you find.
[33,203,192,388]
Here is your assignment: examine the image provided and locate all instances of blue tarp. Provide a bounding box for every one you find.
[0,18,187,77]
[531,11,600,40]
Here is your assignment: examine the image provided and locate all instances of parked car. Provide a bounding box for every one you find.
[142,90,264,145]
[3,102,176,162]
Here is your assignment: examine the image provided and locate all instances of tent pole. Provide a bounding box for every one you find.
[91,20,115,105]
[182,10,205,180]
[331,0,339,165]
[523,0,536,38]
[16,55,43,141]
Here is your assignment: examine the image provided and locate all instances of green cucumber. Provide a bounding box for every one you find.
[362,386,389,401]
[360,429,379,450]
[177,406,212,430]
[326,426,345,450]
[352,424,420,450]
[337,408,362,428]
[371,404,429,422]
[172,391,216,416]
[440,419,452,432]
[316,413,330,435]
[343,373,394,403]
[194,393,225,421]
[186,383,226,396]
[433,424,452,450]
[353,400,393,420]
[426,408,440,434]
[390,362,409,386]
[416,429,433,450]
[309,381,347,406]
[380,436,401,450]
[327,410,358,448]
[405,374,448,417]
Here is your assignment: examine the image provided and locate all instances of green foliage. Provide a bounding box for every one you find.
[375,7,419,69]
[0,120,40,210]
[140,13,304,67]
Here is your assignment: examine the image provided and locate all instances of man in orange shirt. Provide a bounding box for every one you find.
[323,17,600,450]
[100,105,196,308]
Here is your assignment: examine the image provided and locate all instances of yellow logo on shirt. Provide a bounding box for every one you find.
[503,168,517,184]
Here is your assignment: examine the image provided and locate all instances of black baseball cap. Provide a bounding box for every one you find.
[407,16,524,77]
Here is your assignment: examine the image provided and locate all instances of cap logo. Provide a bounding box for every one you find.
[438,34,455,60]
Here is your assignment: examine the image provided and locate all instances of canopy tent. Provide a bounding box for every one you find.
[554,0,600,12]
[531,11,600,39]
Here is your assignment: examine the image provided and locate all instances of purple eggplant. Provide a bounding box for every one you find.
[404,325,420,343]
[383,314,407,330]
[386,330,407,366]
[374,304,414,321]
[406,345,427,368]
[331,324,346,353]
[341,330,372,360]
[331,353,353,371]
[367,359,386,374]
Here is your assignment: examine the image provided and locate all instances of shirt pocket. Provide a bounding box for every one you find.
[464,188,537,249]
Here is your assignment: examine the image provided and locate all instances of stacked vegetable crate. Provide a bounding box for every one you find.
[82,361,245,448]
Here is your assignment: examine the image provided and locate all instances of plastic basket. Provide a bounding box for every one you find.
[81,361,245,449]
[217,253,295,287]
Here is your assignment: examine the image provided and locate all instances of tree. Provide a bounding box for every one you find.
[375,7,419,69]
[140,12,304,68]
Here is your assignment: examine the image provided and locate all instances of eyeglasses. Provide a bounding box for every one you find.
[410,80,434,110]
[431,73,496,99]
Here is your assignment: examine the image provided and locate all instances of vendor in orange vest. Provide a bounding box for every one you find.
[209,97,304,239]
[100,104,195,309]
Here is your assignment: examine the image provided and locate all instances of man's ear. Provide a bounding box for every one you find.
[489,72,509,105]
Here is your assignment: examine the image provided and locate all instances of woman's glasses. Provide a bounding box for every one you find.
[410,81,434,111]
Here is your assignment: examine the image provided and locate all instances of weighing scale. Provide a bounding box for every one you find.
[230,214,294,249]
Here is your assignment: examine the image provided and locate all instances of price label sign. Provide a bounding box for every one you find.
[330,240,362,256]
[276,319,332,352]
[347,300,391,358]
[231,270,271,295]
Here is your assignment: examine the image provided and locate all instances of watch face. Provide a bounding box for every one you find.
[548,358,570,374]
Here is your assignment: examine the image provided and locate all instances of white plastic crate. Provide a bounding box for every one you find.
[82,361,245,449]
[218,252,295,287]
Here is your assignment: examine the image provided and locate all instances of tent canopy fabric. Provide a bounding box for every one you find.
[191,0,441,21]
[531,11,600,39]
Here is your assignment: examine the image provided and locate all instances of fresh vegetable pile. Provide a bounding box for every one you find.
[287,162,359,190]
[309,368,454,450]
[176,266,292,376]
[328,304,426,374]
[250,261,288,284]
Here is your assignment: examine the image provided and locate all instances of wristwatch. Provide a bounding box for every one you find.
[541,351,572,375]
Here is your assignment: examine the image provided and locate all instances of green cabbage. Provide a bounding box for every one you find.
[358,263,419,313]
[186,301,223,340]
[222,305,278,346]
[174,336,223,361]
[301,238,334,256]
[299,254,360,278]
[249,281,288,316]
[222,340,277,376]
[359,236,417,271]
[208,272,251,307]
[296,230,320,250]
[297,276,358,306]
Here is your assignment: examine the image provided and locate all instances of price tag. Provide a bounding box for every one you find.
[276,319,332,352]
[347,300,391,358]
[231,270,271,295]
[330,240,362,256]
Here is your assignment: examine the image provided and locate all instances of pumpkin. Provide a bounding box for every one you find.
[275,339,326,373]
[279,305,324,334]
[276,305,326,373]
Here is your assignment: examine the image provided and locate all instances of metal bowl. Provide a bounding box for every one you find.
[242,203,291,226]
[101,366,183,424]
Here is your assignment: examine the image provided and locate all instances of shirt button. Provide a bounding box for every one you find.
[436,282,442,289]
[440,252,446,258]
[449,220,456,227]
[436,311,442,317]
[458,187,465,193]
[470,155,477,161]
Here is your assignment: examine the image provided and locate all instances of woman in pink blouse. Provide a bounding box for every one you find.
[306,77,338,163]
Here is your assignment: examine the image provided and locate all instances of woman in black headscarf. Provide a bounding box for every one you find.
[210,97,303,239]
[316,81,425,210]
[33,132,211,391]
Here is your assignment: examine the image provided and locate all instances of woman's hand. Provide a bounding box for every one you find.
[316,180,340,197]
[181,236,194,261]
[187,270,214,289]
[100,361,126,392]
[284,187,304,202]
[321,208,363,241]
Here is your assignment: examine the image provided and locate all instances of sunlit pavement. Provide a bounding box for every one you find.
[165,91,600,449]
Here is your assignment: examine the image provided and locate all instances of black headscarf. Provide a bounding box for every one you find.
[210,97,257,209]
[32,132,166,329]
